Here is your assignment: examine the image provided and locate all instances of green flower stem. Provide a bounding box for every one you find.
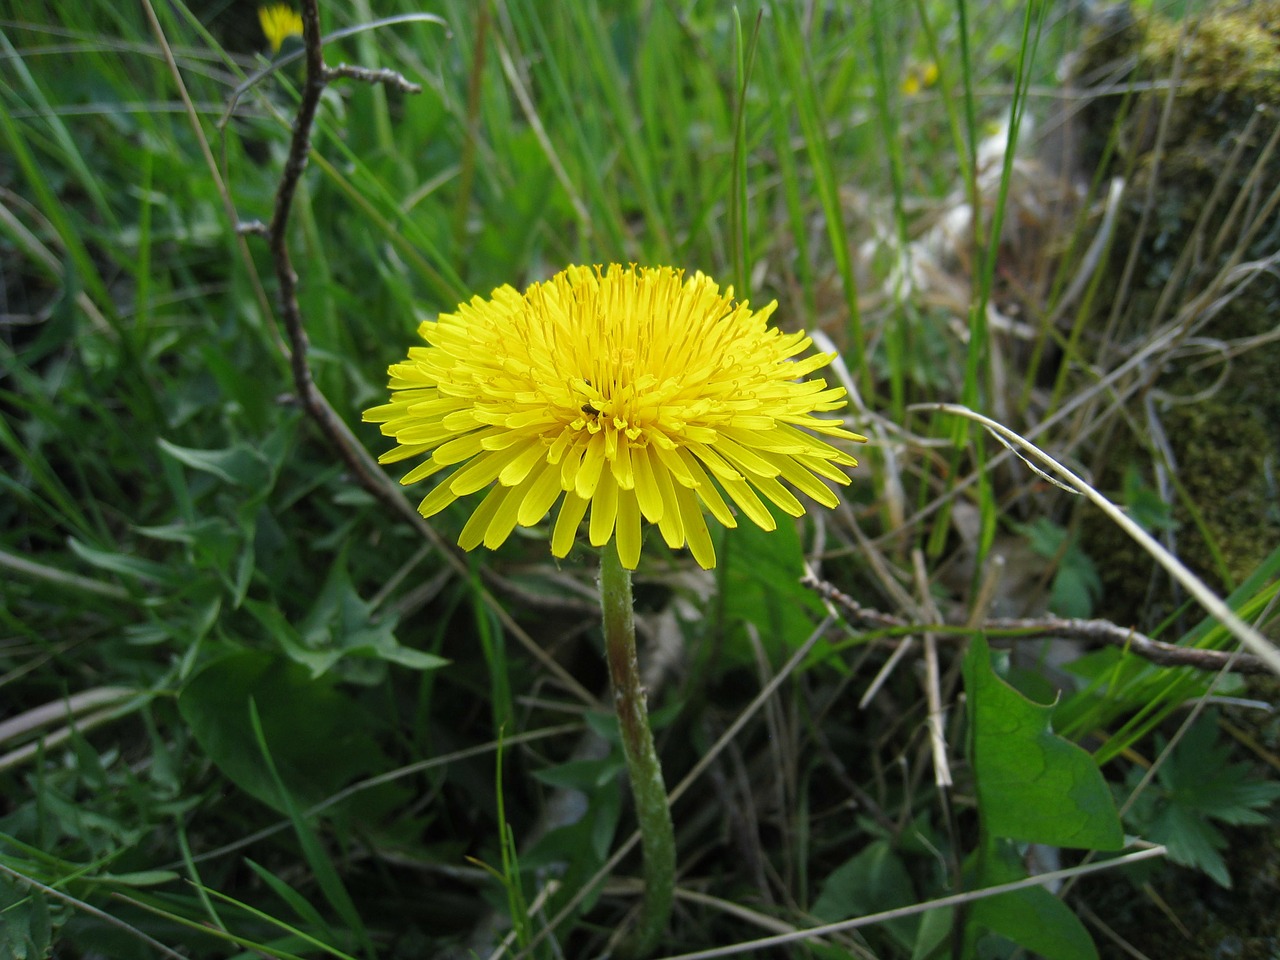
[599,542,675,958]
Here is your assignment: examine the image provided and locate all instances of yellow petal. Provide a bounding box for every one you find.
[589,471,619,547]
[651,442,697,488]
[676,447,736,528]
[575,431,608,499]
[631,444,665,523]
[458,484,510,551]
[674,481,715,569]
[484,470,542,549]
[616,489,643,570]
[752,474,805,517]
[712,435,782,479]
[447,445,527,497]
[498,440,550,487]
[418,476,461,518]
[611,436,636,490]
[551,492,591,558]
[560,435,587,489]
[378,443,431,465]
[400,456,449,486]
[518,459,567,526]
[720,473,775,531]
[760,450,841,507]
[434,427,503,465]
[652,450,685,548]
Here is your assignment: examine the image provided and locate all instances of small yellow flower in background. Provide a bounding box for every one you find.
[365,264,867,570]
[258,4,303,55]
[901,60,940,96]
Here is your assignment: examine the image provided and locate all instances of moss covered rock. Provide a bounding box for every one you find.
[1070,1,1280,616]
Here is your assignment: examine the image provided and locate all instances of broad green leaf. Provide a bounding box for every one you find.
[968,840,1097,960]
[532,756,625,791]
[971,886,1097,960]
[0,872,54,960]
[178,650,387,812]
[1014,518,1101,619]
[812,840,919,951]
[965,636,1123,850]
[247,698,374,958]
[911,907,954,960]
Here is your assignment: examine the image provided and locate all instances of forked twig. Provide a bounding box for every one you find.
[266,0,423,525]
[257,0,597,706]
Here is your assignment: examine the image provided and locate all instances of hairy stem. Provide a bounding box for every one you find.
[600,543,675,957]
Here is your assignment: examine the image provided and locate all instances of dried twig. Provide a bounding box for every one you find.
[326,63,423,91]
[257,0,596,707]
[801,574,1273,676]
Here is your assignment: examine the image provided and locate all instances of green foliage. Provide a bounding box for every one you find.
[966,636,1123,850]
[178,650,397,813]
[1014,518,1102,620]
[967,842,1098,960]
[715,504,830,667]
[245,554,448,682]
[0,872,55,960]
[813,839,921,953]
[1121,466,1178,535]
[964,636,1122,958]
[1122,713,1280,888]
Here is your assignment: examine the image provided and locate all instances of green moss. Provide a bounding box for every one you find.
[1071,2,1280,614]
[1143,2,1280,101]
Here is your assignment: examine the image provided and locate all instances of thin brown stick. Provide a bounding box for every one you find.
[801,574,1273,676]
[259,0,597,707]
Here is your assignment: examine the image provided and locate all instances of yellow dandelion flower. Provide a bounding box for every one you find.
[364,264,867,570]
[258,4,303,55]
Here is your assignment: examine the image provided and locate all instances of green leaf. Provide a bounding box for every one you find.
[1156,714,1280,821]
[911,907,954,960]
[0,872,54,960]
[812,840,919,950]
[67,536,181,587]
[177,650,388,812]
[965,636,1124,850]
[244,858,332,933]
[247,698,374,959]
[157,437,273,489]
[532,756,625,791]
[1122,466,1178,533]
[1015,518,1101,619]
[968,841,1098,960]
[245,556,448,681]
[1120,713,1280,887]
[1152,803,1231,887]
[970,886,1097,960]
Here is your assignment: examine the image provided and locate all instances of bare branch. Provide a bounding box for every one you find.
[325,63,422,92]
[254,0,598,708]
[800,574,1273,676]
